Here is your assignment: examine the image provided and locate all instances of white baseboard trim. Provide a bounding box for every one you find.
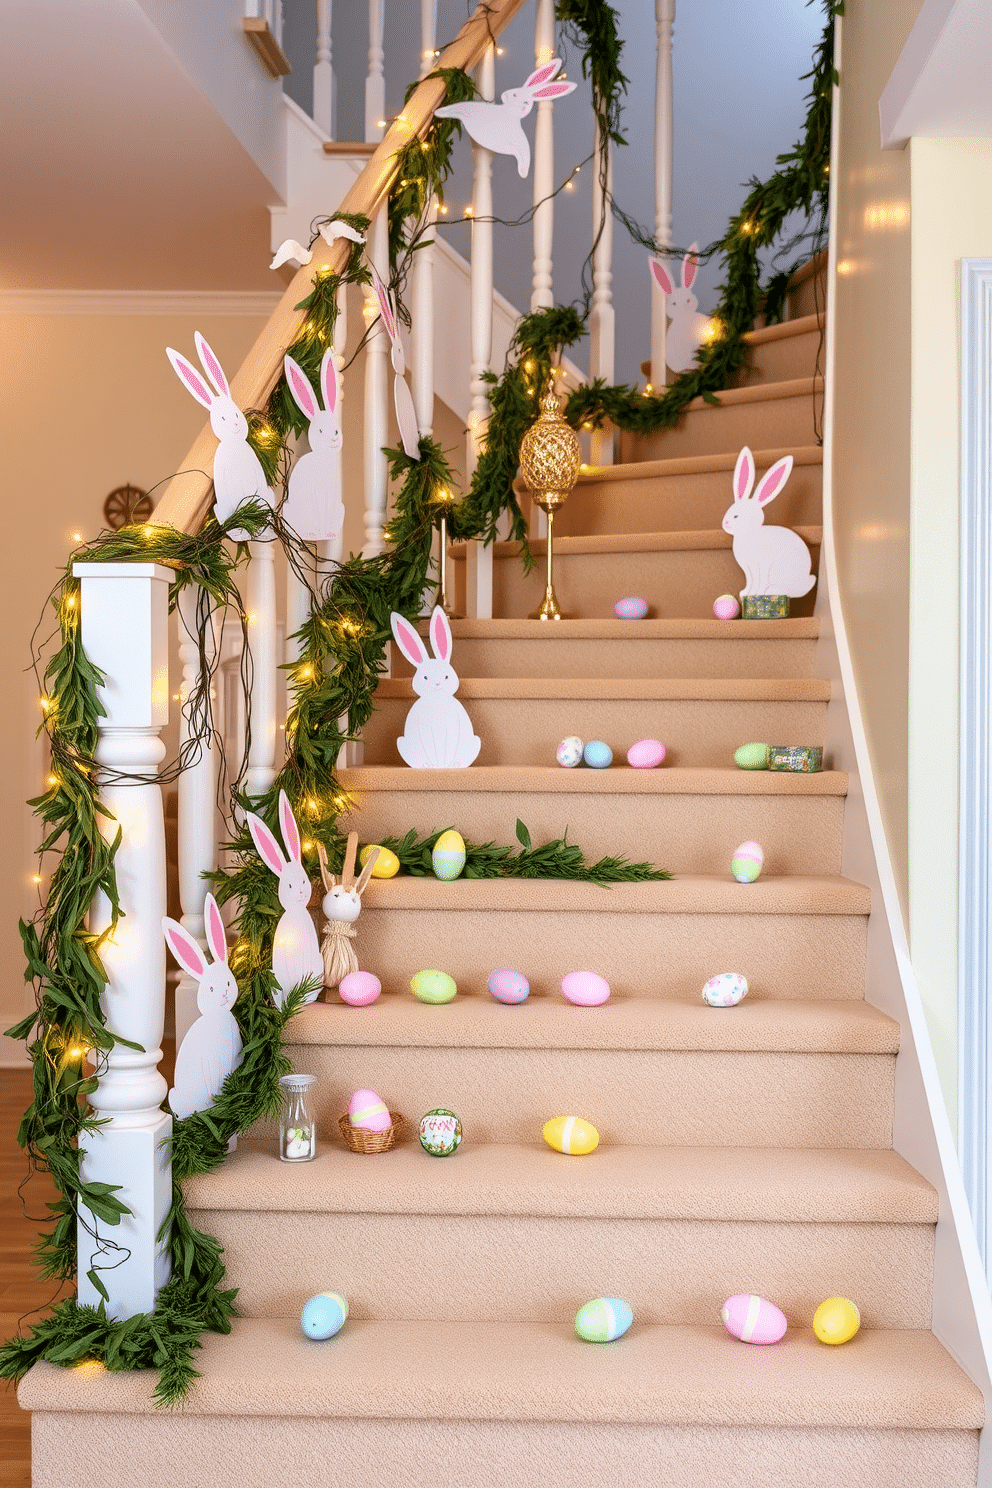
[0,289,283,317]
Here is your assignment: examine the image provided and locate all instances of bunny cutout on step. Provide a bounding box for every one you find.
[163,893,243,1121]
[390,606,481,768]
[317,833,379,988]
[371,272,420,461]
[246,790,324,1008]
[435,58,577,178]
[166,332,276,541]
[649,246,711,375]
[282,348,346,541]
[722,446,816,599]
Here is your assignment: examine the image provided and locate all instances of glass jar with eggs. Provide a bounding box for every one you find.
[279,1072,317,1162]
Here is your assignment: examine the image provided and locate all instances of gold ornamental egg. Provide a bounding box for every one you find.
[519,381,581,514]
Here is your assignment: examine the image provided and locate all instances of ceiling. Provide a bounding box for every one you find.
[880,0,992,148]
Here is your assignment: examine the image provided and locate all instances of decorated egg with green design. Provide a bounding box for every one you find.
[411,968,457,1004]
[418,1108,463,1156]
[731,840,764,883]
[432,829,466,880]
[574,1297,633,1343]
[734,742,769,770]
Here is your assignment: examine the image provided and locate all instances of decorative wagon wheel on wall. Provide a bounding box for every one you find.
[103,484,153,530]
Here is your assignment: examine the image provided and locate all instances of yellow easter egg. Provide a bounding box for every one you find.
[360,844,400,879]
[543,1115,600,1155]
[432,829,467,881]
[813,1296,860,1345]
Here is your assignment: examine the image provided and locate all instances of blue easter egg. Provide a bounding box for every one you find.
[583,740,613,769]
[574,1296,634,1342]
[301,1291,349,1340]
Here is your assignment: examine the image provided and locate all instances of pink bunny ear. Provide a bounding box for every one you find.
[194,333,230,398]
[284,355,319,422]
[320,347,338,415]
[531,81,577,100]
[374,275,397,342]
[390,611,428,666]
[733,447,755,502]
[247,811,287,875]
[755,454,794,505]
[683,245,699,290]
[167,349,214,410]
[279,789,301,862]
[429,606,452,662]
[203,894,228,965]
[526,59,563,89]
[650,259,674,295]
[162,917,209,980]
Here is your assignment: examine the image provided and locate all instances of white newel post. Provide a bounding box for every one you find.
[365,0,385,143]
[314,0,335,136]
[174,584,218,1049]
[651,0,675,389]
[465,43,496,619]
[246,542,278,797]
[531,0,555,311]
[589,124,615,466]
[74,562,173,1318]
[363,210,389,556]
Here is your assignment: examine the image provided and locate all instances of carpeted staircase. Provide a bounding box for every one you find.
[19,265,986,1485]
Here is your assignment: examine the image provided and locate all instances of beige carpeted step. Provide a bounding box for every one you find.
[23,1319,982,1488]
[449,527,821,619]
[339,765,848,874]
[363,677,830,767]
[547,445,822,537]
[641,314,826,390]
[392,616,820,679]
[787,249,828,320]
[618,376,823,462]
[184,1143,935,1326]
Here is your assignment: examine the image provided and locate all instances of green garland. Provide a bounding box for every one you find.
[377,820,671,884]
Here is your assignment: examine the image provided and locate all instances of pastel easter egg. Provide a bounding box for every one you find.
[300,1291,348,1340]
[557,736,585,768]
[561,970,611,1007]
[813,1296,861,1346]
[432,829,466,881]
[734,742,769,771]
[488,968,530,1005]
[713,594,741,620]
[721,1294,787,1345]
[614,597,649,620]
[574,1297,633,1343]
[411,968,458,1004]
[627,738,666,769]
[338,970,382,1007]
[360,844,400,879]
[543,1115,600,1155]
[348,1088,391,1132]
[418,1108,463,1156]
[702,972,749,1008]
[583,740,613,769]
[731,840,764,883]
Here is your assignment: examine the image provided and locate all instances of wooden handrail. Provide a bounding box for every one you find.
[155,0,529,535]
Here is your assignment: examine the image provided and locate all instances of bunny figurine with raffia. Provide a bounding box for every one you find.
[317,833,379,989]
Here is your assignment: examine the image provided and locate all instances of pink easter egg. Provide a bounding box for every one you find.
[721,1293,787,1345]
[348,1087,391,1132]
[627,738,666,769]
[561,970,611,1007]
[614,596,649,620]
[338,970,382,1007]
[713,594,741,620]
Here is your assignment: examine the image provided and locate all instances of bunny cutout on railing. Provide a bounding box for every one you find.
[282,348,346,542]
[166,332,276,541]
[371,271,420,460]
[163,893,243,1121]
[390,606,481,768]
[317,833,379,989]
[649,246,711,375]
[246,790,325,1008]
[435,58,577,178]
[722,446,816,599]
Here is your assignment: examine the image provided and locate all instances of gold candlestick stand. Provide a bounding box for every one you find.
[519,377,581,621]
[433,508,460,619]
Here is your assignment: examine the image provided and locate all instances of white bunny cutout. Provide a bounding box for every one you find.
[390,607,481,768]
[649,246,711,375]
[317,833,380,988]
[166,333,276,541]
[435,59,576,178]
[246,790,324,1008]
[722,446,816,599]
[283,349,346,541]
[163,893,243,1121]
[372,272,420,461]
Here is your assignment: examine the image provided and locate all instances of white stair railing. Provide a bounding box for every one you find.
[651,0,675,389]
[464,42,497,619]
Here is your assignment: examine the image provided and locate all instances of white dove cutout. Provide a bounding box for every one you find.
[270,220,366,271]
[371,271,420,460]
[435,59,576,178]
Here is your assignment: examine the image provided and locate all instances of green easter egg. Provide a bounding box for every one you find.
[734,742,769,771]
[411,969,457,1004]
[432,829,467,881]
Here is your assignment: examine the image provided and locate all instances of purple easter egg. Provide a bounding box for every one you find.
[614,597,649,620]
[488,968,530,1005]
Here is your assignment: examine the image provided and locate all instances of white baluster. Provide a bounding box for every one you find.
[365,0,385,142]
[589,125,615,466]
[319,278,347,570]
[73,561,173,1319]
[651,0,675,388]
[174,585,219,1050]
[314,0,335,137]
[531,0,555,311]
[245,542,278,797]
[412,0,438,440]
[465,44,496,619]
[363,210,389,557]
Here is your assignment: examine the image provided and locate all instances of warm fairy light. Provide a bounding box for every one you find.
[377,119,388,129]
[144,525,154,538]
[68,1044,89,1060]
[280,723,286,731]
[464,205,474,217]
[66,594,75,608]
[32,874,42,885]
[497,46,505,55]
[438,204,448,215]
[582,421,592,431]
[645,383,654,394]
[72,532,82,543]
[308,798,318,813]
[73,1359,104,1375]
[39,697,51,711]
[299,665,313,680]
[47,775,58,788]
[302,840,313,852]
[565,180,574,191]
[524,360,535,373]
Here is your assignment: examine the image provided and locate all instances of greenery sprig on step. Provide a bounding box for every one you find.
[377,820,672,884]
